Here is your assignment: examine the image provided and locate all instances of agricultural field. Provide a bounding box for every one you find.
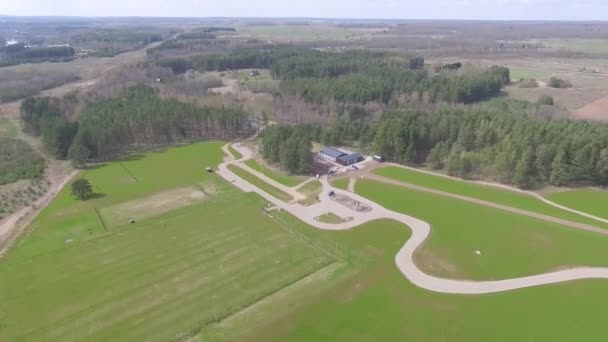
[0,118,17,138]
[244,159,307,187]
[0,142,334,341]
[228,164,294,202]
[373,166,608,229]
[547,188,608,221]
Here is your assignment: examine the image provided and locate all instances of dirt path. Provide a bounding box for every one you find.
[218,142,608,294]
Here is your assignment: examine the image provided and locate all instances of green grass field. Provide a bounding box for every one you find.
[244,159,307,187]
[228,145,243,160]
[228,164,294,202]
[356,179,608,280]
[374,166,608,229]
[316,212,346,224]
[296,180,322,206]
[329,177,349,190]
[0,142,333,341]
[547,189,608,220]
[200,211,608,342]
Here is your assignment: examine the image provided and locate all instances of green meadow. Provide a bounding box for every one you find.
[0,142,331,341]
[373,166,608,229]
[203,212,608,342]
[356,179,608,280]
[547,188,608,220]
[5,142,608,342]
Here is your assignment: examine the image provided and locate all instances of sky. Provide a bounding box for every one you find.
[1,0,608,21]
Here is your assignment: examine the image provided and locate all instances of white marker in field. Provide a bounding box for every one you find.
[475,250,482,255]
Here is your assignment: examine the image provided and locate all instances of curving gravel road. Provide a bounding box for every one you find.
[217,143,608,294]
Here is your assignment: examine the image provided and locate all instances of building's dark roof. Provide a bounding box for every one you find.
[337,152,363,163]
[319,147,347,159]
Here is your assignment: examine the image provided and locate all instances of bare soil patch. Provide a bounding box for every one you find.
[100,186,210,228]
[575,95,608,121]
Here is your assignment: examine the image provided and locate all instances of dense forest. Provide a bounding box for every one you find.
[190,47,509,105]
[311,99,608,188]
[0,44,75,67]
[261,125,313,175]
[20,86,255,164]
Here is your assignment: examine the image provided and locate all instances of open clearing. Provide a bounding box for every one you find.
[373,166,608,229]
[547,188,608,221]
[0,142,333,341]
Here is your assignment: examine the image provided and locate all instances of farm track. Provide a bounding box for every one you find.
[219,142,608,294]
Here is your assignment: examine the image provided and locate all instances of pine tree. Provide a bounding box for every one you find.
[550,150,570,186]
[514,148,535,189]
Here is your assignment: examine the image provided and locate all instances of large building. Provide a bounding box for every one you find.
[318,147,364,166]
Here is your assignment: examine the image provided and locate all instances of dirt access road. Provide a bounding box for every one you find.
[218,142,608,294]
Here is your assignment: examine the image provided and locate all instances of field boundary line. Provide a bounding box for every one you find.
[269,211,343,261]
[119,162,139,182]
[176,260,338,342]
[94,208,109,232]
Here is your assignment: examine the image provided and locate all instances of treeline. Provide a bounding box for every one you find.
[72,85,255,161]
[21,86,255,164]
[190,46,509,104]
[0,44,75,66]
[70,29,165,57]
[365,100,608,188]
[261,125,313,175]
[20,96,79,160]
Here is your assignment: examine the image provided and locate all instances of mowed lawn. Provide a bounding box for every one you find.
[228,164,294,202]
[0,142,333,341]
[355,179,608,280]
[329,177,349,190]
[547,188,608,220]
[244,159,307,187]
[374,166,608,229]
[203,213,608,342]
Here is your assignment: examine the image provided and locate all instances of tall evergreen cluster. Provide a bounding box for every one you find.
[261,125,313,175]
[21,85,254,164]
[190,46,509,105]
[369,100,608,188]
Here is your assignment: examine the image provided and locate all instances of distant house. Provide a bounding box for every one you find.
[318,147,364,166]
